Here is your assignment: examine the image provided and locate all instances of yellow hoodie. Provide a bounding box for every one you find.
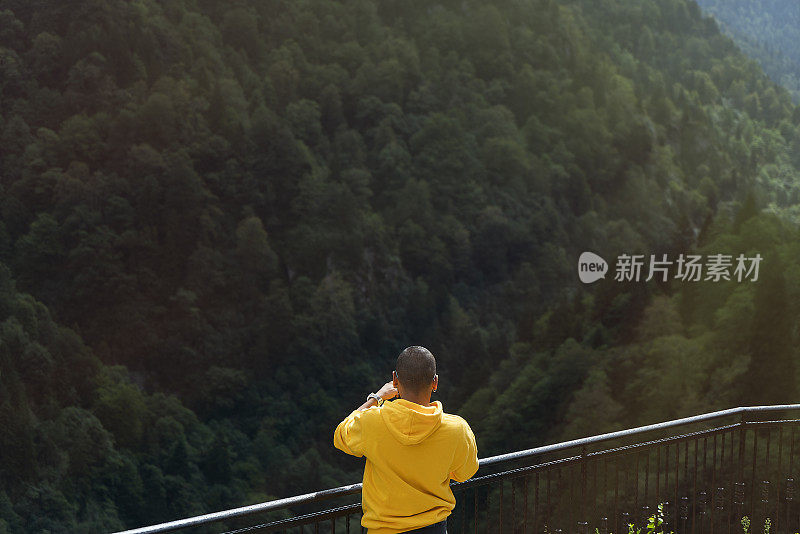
[333,398,479,534]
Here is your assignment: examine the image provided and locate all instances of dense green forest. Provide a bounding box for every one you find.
[695,0,800,102]
[1,0,800,531]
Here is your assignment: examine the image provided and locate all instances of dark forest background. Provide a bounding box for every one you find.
[2,0,800,531]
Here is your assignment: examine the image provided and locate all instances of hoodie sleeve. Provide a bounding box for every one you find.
[334,409,367,457]
[449,420,479,482]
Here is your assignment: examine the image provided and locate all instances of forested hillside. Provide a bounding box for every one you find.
[1,0,799,531]
[695,0,800,102]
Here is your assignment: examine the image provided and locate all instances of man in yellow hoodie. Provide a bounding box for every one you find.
[333,346,479,534]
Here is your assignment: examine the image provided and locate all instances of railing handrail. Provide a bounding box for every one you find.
[113,403,800,534]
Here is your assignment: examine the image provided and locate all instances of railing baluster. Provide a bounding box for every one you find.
[603,457,608,528]
[522,476,530,534]
[776,425,783,534]
[711,434,717,534]
[693,439,698,534]
[488,482,492,534]
[615,457,620,534]
[581,446,588,532]
[786,477,794,534]
[789,425,795,486]
[665,443,670,520]
[474,486,478,534]
[716,487,725,534]
[593,457,598,530]
[558,467,563,534]
[720,432,726,534]
[535,472,540,534]
[676,441,681,532]
[565,464,571,533]
[735,482,745,527]
[752,427,759,523]
[644,450,650,529]
[703,436,708,534]
[765,427,772,529]
[634,452,640,530]
[791,424,797,532]
[699,490,707,534]
[511,477,516,534]
[681,495,689,534]
[547,468,552,534]
[683,439,689,534]
[500,478,504,534]
[462,488,466,534]
[738,417,747,527]
[729,429,735,534]
[656,445,661,518]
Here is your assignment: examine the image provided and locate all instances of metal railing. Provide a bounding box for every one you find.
[115,404,800,534]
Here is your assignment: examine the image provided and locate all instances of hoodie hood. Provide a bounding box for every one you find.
[380,398,443,445]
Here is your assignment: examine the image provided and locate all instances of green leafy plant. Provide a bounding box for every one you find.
[740,515,771,534]
[595,503,673,534]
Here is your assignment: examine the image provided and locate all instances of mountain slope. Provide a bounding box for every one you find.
[0,0,799,530]
[695,0,800,102]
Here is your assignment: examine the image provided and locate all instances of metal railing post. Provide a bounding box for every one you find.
[581,445,588,530]
[738,413,747,527]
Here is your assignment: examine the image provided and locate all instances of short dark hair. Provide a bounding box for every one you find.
[396,346,436,394]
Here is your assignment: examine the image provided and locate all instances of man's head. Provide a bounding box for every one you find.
[393,346,438,402]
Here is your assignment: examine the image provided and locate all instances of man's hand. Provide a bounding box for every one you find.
[376,381,399,400]
[355,380,399,411]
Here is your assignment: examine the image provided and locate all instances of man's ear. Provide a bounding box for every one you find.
[432,374,438,392]
[393,370,399,388]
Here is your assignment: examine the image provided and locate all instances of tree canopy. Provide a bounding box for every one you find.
[1,0,799,530]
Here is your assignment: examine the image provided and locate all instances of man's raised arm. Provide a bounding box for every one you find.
[333,381,398,456]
